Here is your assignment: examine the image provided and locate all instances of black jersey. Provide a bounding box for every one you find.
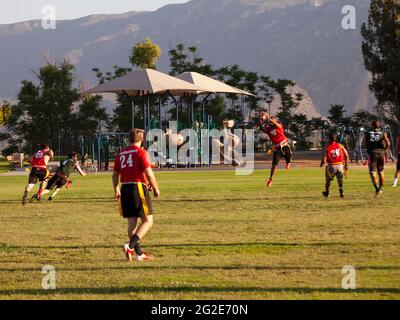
[365,129,386,153]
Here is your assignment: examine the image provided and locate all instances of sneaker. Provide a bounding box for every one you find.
[286,163,291,170]
[322,191,330,198]
[48,197,53,201]
[136,251,154,262]
[339,190,345,199]
[266,179,273,188]
[30,194,39,203]
[123,244,135,262]
[376,190,383,197]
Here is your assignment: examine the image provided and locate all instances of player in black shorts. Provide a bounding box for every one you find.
[22,144,54,205]
[32,152,87,201]
[365,121,391,196]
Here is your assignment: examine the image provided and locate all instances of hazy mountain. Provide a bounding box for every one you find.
[0,0,374,116]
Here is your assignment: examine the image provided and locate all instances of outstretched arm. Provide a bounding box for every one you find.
[75,163,87,177]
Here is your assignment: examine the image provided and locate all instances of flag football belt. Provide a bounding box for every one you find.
[274,139,289,150]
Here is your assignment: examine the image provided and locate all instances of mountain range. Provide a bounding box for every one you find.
[0,0,375,116]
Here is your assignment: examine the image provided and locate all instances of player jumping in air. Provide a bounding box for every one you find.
[32,152,87,201]
[320,133,349,198]
[392,132,400,187]
[113,129,160,262]
[22,144,54,205]
[259,111,292,187]
[365,121,391,197]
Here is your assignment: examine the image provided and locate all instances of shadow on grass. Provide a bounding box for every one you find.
[1,286,400,296]
[1,265,400,273]
[1,241,383,251]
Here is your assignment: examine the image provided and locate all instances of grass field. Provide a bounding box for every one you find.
[0,167,399,300]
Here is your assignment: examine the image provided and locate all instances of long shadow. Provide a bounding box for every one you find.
[1,286,399,296]
[1,265,400,273]
[1,242,370,251]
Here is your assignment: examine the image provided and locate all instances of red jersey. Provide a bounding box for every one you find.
[262,125,288,146]
[326,142,345,165]
[30,149,50,169]
[114,146,152,184]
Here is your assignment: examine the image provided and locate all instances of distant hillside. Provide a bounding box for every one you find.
[0,0,375,116]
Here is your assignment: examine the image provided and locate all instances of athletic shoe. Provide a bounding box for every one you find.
[339,190,345,199]
[136,251,154,262]
[30,194,39,203]
[375,190,383,197]
[266,179,273,188]
[123,244,135,262]
[48,197,53,201]
[322,191,330,198]
[286,163,291,170]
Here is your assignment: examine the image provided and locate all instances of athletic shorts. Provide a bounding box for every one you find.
[28,168,49,184]
[368,152,385,173]
[119,183,153,219]
[46,174,67,190]
[326,164,344,182]
[272,145,292,167]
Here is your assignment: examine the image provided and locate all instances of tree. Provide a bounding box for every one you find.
[130,38,162,69]
[0,101,11,126]
[361,0,400,125]
[3,61,107,154]
[169,43,213,76]
[327,104,351,126]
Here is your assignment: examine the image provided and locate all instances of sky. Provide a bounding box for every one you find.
[0,0,189,24]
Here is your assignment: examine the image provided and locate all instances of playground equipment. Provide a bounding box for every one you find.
[332,124,396,165]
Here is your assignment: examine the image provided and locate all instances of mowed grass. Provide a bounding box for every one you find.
[0,167,399,300]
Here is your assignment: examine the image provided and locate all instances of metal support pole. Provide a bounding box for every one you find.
[131,100,135,129]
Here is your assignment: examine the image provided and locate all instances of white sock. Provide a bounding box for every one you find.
[393,178,398,187]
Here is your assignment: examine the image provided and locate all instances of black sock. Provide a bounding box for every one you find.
[129,235,141,250]
[134,242,143,256]
[373,184,379,192]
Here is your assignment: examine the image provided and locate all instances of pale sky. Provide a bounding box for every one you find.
[0,0,190,24]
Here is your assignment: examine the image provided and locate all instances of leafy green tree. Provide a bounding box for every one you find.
[0,101,11,126]
[3,61,106,154]
[168,43,214,76]
[130,38,162,69]
[327,104,351,126]
[361,0,400,125]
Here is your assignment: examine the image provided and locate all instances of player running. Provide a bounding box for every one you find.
[393,132,400,187]
[22,144,54,205]
[259,111,292,187]
[113,129,160,262]
[32,152,87,201]
[365,121,391,197]
[320,133,349,199]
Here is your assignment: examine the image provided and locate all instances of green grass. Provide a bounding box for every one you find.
[0,161,10,174]
[0,167,399,300]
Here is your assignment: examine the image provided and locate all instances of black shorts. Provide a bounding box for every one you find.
[120,183,153,219]
[397,153,400,171]
[28,168,49,184]
[272,145,292,167]
[46,174,67,190]
[369,152,385,173]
